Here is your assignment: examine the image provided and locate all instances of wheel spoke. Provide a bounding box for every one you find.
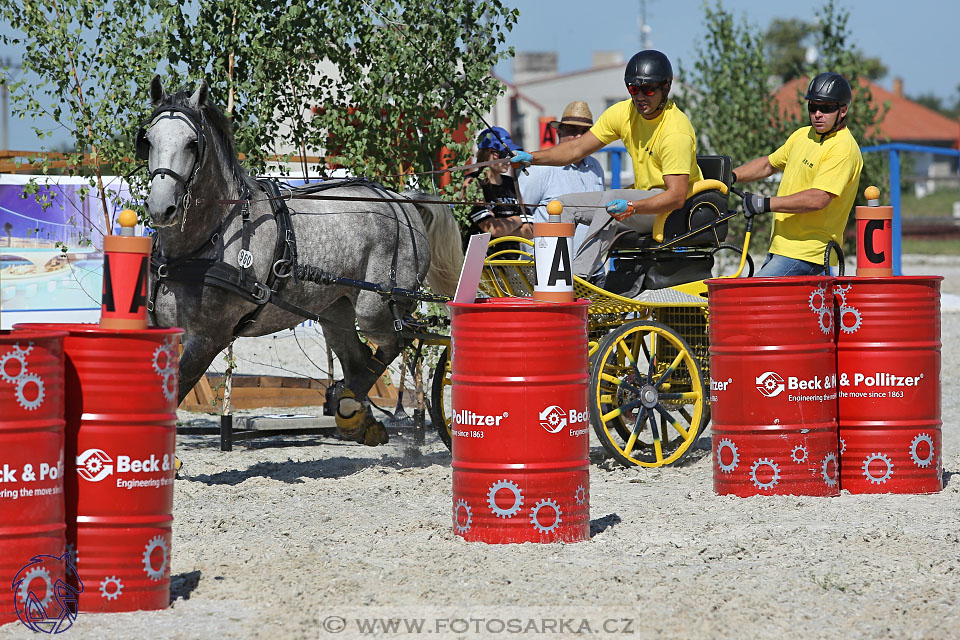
[660,391,702,402]
[601,398,642,423]
[623,407,647,456]
[654,403,690,441]
[654,350,686,387]
[650,411,664,462]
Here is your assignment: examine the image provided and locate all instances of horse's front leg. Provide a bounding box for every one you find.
[176,334,228,405]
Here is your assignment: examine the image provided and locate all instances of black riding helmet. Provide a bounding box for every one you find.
[805,72,852,139]
[804,72,852,105]
[625,50,673,113]
[624,49,673,86]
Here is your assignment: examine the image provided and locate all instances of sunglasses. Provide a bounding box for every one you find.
[626,83,660,97]
[808,102,841,114]
[557,125,589,136]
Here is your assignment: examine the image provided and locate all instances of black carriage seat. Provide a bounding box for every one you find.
[612,155,733,250]
[602,155,733,297]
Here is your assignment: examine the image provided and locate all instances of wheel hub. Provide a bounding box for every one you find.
[640,384,659,408]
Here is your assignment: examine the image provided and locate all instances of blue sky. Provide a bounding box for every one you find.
[2,0,957,151]
[496,0,957,99]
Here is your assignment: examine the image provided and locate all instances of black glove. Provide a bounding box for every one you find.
[742,192,771,218]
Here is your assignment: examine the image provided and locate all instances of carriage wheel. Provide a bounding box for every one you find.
[710,243,754,277]
[589,320,706,468]
[430,346,453,449]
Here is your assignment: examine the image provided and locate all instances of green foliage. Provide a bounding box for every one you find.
[680,3,790,242]
[765,18,814,83]
[764,15,887,84]
[153,0,516,192]
[2,0,516,241]
[0,0,169,235]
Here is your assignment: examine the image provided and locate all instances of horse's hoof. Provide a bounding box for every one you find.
[363,420,389,447]
[335,410,367,443]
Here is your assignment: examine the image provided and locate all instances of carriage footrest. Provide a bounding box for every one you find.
[604,253,714,298]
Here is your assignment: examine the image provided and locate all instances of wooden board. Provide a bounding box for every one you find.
[178,374,399,414]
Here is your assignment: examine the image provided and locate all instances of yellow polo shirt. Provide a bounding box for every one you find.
[767,126,863,264]
[591,99,702,194]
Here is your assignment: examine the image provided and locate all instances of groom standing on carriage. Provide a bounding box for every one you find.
[510,50,702,285]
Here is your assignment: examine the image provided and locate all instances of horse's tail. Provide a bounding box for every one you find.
[405,192,464,298]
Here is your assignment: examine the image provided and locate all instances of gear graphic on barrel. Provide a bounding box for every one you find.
[839,306,862,334]
[750,458,780,490]
[15,372,45,411]
[99,576,123,600]
[791,444,809,464]
[817,307,834,335]
[142,535,169,581]
[809,285,828,313]
[0,349,28,383]
[574,485,587,506]
[716,438,739,473]
[161,372,177,403]
[487,479,523,518]
[834,284,851,307]
[65,542,78,566]
[17,566,53,609]
[821,453,839,487]
[839,438,846,456]
[530,498,562,534]
[453,499,472,534]
[862,452,893,484]
[909,433,935,468]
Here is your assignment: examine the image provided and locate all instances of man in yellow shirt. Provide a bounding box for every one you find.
[733,72,863,276]
[511,50,702,280]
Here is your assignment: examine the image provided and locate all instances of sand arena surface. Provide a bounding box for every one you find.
[2,258,958,639]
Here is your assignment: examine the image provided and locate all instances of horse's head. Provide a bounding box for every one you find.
[140,75,210,229]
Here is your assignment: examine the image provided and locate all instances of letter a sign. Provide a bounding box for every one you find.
[533,223,575,302]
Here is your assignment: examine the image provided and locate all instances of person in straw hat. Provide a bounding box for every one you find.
[510,50,702,284]
[518,101,605,259]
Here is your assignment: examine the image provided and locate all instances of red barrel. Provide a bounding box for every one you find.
[15,323,181,612]
[834,277,942,494]
[707,277,839,497]
[0,329,67,626]
[448,298,589,543]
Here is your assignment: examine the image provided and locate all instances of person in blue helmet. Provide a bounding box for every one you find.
[460,126,533,245]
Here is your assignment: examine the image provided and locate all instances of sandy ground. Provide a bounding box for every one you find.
[2,257,959,639]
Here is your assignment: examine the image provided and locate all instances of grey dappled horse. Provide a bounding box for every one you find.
[142,76,463,445]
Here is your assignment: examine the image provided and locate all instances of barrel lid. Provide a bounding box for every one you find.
[448,297,589,310]
[13,322,184,336]
[833,275,943,284]
[1,328,68,341]
[706,275,835,289]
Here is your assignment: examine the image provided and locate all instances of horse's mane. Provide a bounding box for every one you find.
[164,87,259,194]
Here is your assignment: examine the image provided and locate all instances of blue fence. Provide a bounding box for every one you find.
[597,146,629,189]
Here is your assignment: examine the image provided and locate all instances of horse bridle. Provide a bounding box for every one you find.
[136,104,208,230]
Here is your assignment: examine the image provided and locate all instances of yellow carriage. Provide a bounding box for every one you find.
[429,156,755,468]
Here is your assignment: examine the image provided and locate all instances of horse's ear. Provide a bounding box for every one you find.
[188,80,209,111]
[150,75,166,106]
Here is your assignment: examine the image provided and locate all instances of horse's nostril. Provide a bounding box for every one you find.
[164,205,177,219]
